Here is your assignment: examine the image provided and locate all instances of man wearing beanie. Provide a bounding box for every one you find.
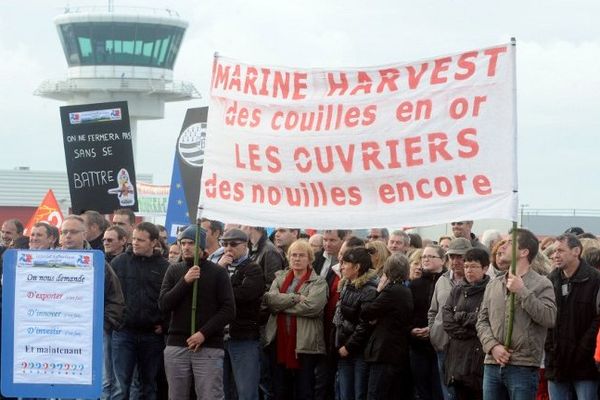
[159,225,235,400]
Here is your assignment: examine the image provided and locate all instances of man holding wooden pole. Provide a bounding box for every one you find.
[476,228,556,400]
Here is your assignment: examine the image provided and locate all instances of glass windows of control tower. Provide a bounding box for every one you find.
[59,22,184,69]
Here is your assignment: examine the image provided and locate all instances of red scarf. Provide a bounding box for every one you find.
[276,268,312,369]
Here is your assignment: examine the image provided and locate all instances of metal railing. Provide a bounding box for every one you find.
[521,208,600,217]
[59,5,181,17]
[35,78,200,98]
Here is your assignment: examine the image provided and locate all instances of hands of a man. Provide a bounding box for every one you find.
[491,344,512,366]
[338,346,349,358]
[411,327,430,339]
[506,271,524,294]
[184,266,201,284]
[218,253,233,268]
[186,331,205,352]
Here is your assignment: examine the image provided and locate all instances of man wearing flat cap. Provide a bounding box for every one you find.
[428,237,474,400]
[159,225,235,400]
[216,228,265,400]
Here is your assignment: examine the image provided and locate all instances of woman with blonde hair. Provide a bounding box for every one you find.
[366,240,391,276]
[263,239,328,400]
[409,248,424,281]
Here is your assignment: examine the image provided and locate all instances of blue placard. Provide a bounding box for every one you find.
[1,249,104,399]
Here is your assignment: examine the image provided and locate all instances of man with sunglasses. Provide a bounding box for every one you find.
[103,225,128,263]
[215,229,265,400]
[450,220,488,250]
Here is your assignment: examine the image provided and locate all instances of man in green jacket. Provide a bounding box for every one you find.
[476,228,556,400]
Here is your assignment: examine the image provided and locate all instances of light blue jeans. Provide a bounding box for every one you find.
[337,354,369,400]
[223,339,261,400]
[483,364,539,400]
[548,380,599,400]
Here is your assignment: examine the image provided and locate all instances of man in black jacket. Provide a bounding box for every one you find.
[546,233,600,399]
[243,226,285,289]
[216,228,265,400]
[159,225,235,400]
[110,222,169,400]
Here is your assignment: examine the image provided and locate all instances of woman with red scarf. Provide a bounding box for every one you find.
[264,239,328,400]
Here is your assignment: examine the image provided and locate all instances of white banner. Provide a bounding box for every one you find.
[200,43,518,229]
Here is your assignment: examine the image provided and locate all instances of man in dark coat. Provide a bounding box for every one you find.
[545,234,600,398]
[159,225,235,399]
[111,222,170,400]
[216,228,265,400]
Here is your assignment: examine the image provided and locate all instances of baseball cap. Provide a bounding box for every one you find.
[446,237,472,255]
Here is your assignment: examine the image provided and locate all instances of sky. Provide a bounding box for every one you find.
[0,0,599,211]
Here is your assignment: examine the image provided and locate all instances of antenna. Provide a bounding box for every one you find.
[108,0,114,12]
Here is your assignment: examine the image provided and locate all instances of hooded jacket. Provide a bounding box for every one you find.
[333,269,378,355]
[442,275,490,388]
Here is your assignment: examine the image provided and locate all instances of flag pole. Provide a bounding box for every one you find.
[191,206,203,335]
[505,37,519,348]
[504,221,518,348]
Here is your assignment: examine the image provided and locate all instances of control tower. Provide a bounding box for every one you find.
[35,4,199,148]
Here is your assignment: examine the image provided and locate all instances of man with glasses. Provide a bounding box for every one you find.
[60,215,125,400]
[428,238,472,400]
[216,229,265,400]
[366,228,389,243]
[450,220,488,250]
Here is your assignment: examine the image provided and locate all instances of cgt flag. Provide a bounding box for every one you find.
[24,190,64,235]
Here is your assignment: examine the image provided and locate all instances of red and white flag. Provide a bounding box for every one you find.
[24,190,64,235]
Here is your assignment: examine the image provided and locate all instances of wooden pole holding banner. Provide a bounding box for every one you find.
[191,206,203,335]
[504,38,519,349]
[504,221,518,348]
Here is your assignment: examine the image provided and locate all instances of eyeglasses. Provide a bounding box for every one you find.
[61,229,82,235]
[290,253,308,258]
[220,240,244,248]
[366,235,380,239]
[451,222,464,226]
[422,255,441,260]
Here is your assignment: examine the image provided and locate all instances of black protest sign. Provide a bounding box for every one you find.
[59,101,138,214]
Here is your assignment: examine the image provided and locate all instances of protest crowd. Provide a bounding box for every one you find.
[1,214,600,400]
